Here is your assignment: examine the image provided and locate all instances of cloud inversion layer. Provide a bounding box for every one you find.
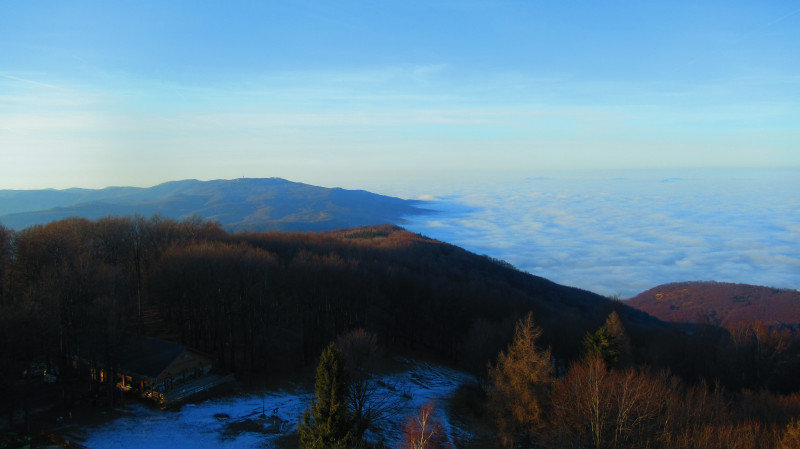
[402,169,799,298]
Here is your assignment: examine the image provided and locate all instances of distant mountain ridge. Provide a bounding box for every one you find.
[626,281,800,327]
[0,178,431,232]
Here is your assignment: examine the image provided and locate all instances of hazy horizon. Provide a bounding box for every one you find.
[1,168,797,299]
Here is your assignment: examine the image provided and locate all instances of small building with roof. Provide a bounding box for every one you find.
[71,334,232,405]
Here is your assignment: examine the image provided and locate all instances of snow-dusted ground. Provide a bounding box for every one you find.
[73,359,475,449]
[370,359,476,447]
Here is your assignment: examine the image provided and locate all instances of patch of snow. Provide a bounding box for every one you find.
[78,361,475,449]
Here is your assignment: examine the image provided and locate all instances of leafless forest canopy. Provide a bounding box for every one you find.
[1,216,799,448]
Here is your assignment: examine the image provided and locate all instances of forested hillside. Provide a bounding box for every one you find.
[2,217,800,448]
[0,178,429,232]
[1,217,797,386]
[627,281,800,327]
[0,216,618,378]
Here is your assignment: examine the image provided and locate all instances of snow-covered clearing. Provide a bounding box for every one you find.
[72,359,475,449]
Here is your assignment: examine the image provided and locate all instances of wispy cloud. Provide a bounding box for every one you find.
[0,72,106,109]
[0,73,62,89]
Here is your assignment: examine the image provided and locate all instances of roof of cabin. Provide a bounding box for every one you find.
[73,333,209,381]
[118,335,187,379]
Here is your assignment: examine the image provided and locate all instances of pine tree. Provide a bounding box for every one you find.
[584,311,632,368]
[298,342,353,449]
[584,327,617,365]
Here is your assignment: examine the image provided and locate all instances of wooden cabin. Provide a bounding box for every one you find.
[71,334,229,405]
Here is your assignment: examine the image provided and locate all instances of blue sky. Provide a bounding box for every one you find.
[1,0,799,190]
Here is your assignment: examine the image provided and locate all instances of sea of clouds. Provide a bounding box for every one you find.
[388,168,799,298]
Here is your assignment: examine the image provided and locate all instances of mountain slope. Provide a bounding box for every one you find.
[626,281,800,327]
[0,178,430,232]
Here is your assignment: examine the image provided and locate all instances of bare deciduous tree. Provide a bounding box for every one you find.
[551,354,670,449]
[402,401,447,449]
[336,329,406,442]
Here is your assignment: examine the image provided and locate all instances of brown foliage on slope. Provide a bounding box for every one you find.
[486,313,553,448]
[626,281,800,327]
[488,314,800,449]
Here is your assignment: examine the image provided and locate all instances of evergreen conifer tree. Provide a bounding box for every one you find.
[298,342,353,449]
[583,311,632,368]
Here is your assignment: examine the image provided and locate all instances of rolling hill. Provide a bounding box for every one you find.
[0,178,431,232]
[626,281,800,327]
